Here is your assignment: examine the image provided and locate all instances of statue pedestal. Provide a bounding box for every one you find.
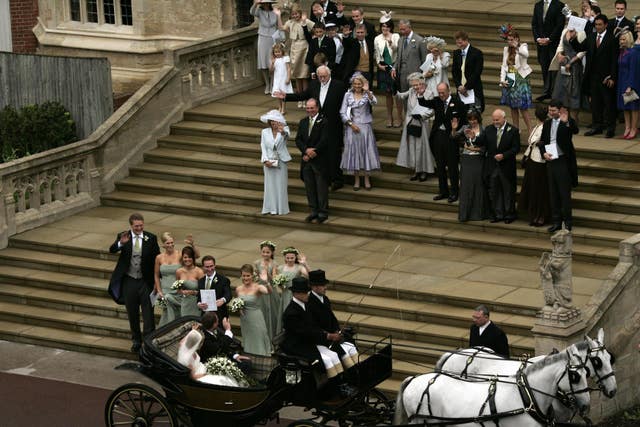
[532,308,584,355]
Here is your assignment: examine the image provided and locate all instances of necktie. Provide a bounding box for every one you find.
[318,37,322,48]
[308,117,314,136]
[543,0,549,19]
[205,276,212,290]
[404,37,409,49]
[360,40,366,54]
[496,127,504,148]
[596,34,601,48]
[134,234,141,251]
[461,51,467,86]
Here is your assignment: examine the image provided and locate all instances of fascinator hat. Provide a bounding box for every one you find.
[379,10,393,24]
[425,35,446,50]
[498,23,514,40]
[260,110,287,125]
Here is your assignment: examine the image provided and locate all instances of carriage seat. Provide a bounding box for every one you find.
[151,321,198,361]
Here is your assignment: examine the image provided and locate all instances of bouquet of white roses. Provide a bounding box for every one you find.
[171,280,185,290]
[271,274,288,289]
[204,357,250,386]
[228,297,245,313]
[157,297,168,308]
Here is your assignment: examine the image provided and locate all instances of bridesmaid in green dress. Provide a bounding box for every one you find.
[236,264,272,356]
[275,247,309,333]
[154,232,199,326]
[168,246,204,319]
[253,241,278,340]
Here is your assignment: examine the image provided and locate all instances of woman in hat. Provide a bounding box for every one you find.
[236,263,272,356]
[254,241,278,340]
[260,110,291,215]
[251,0,279,94]
[420,36,450,101]
[374,11,402,127]
[276,247,309,332]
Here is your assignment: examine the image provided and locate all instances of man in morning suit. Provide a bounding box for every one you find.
[582,14,619,138]
[347,6,376,46]
[304,22,337,71]
[469,305,510,357]
[108,212,160,353]
[475,109,520,223]
[307,270,358,369]
[392,19,427,94]
[276,66,346,191]
[540,100,579,232]
[418,82,467,203]
[198,312,251,372]
[296,98,330,223]
[531,0,566,100]
[452,30,485,112]
[282,277,344,378]
[343,24,374,83]
[196,255,232,320]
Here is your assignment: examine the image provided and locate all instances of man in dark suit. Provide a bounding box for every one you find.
[277,66,346,191]
[452,30,485,112]
[108,212,160,353]
[531,0,566,100]
[342,23,374,83]
[475,109,520,223]
[198,312,251,372]
[608,0,636,39]
[347,6,376,46]
[307,269,358,368]
[418,82,467,203]
[582,14,619,138]
[282,277,343,378]
[295,98,330,223]
[338,24,360,82]
[196,255,232,320]
[540,100,579,232]
[304,22,336,70]
[469,305,510,357]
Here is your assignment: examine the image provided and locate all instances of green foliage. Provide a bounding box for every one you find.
[0,102,78,163]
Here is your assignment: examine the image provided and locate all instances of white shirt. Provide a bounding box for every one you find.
[479,320,491,336]
[118,231,144,249]
[319,79,330,106]
[312,291,324,303]
[292,296,306,310]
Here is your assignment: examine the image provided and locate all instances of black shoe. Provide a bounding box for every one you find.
[419,173,428,182]
[409,174,419,181]
[504,218,515,224]
[535,94,550,102]
[547,224,562,233]
[584,129,603,136]
[331,183,343,191]
[433,194,448,201]
[131,342,141,353]
[447,194,458,203]
[490,217,503,223]
[605,130,615,138]
[317,216,328,224]
[305,214,317,223]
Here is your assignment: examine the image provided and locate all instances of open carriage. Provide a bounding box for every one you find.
[104,316,394,427]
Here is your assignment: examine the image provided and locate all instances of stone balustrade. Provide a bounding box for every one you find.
[0,25,260,249]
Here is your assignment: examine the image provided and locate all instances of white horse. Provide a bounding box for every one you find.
[433,329,616,422]
[394,344,591,426]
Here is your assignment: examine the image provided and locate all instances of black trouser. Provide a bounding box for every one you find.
[123,275,155,344]
[327,122,344,185]
[302,161,329,218]
[547,156,573,226]
[537,44,556,96]
[589,79,617,132]
[488,167,516,220]
[430,129,459,196]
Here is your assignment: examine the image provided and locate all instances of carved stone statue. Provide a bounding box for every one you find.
[540,229,574,312]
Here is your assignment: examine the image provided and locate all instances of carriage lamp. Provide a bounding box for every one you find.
[283,361,301,385]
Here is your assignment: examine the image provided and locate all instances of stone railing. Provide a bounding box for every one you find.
[0,25,260,248]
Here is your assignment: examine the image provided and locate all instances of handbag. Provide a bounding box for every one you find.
[623,89,639,105]
[521,144,532,168]
[406,118,422,138]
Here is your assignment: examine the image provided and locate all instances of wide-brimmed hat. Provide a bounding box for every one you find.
[260,109,287,125]
[290,277,311,293]
[308,269,329,286]
[259,0,277,3]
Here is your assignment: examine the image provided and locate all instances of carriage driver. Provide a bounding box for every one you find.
[307,269,359,369]
[281,277,345,378]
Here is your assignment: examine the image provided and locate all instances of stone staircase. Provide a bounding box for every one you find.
[0,1,638,396]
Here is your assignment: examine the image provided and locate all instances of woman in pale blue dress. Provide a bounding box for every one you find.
[340,73,380,190]
[166,246,204,320]
[254,241,277,340]
[236,264,272,356]
[155,233,199,325]
[275,247,309,333]
[260,110,292,215]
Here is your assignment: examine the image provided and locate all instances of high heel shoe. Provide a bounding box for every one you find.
[625,131,637,140]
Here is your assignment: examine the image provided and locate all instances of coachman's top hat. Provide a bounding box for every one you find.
[308,269,329,286]
[290,277,311,293]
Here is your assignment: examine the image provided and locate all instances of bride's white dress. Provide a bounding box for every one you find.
[177,329,240,387]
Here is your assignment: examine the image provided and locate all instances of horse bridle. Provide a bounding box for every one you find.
[585,342,616,391]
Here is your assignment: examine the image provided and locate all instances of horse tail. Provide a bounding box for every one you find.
[393,376,414,425]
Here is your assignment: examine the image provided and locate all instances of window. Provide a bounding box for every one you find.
[69,0,133,26]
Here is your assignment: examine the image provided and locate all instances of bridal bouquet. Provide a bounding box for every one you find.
[204,357,250,386]
[271,274,288,289]
[157,297,168,308]
[171,280,185,290]
[228,297,245,313]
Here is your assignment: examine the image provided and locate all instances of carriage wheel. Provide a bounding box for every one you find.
[339,388,395,426]
[287,421,323,427]
[105,383,177,427]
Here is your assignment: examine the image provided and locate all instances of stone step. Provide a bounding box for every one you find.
[113,174,637,243]
[101,190,619,265]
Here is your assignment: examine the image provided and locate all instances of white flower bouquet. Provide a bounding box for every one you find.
[157,297,168,308]
[271,274,288,289]
[204,357,250,386]
[171,280,185,290]
[229,297,245,313]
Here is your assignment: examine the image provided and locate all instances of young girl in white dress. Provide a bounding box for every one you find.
[270,43,293,114]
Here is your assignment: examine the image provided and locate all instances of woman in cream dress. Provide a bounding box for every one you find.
[277,4,313,105]
[419,36,450,100]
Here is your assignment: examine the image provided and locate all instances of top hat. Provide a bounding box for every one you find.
[290,277,311,293]
[308,269,329,286]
